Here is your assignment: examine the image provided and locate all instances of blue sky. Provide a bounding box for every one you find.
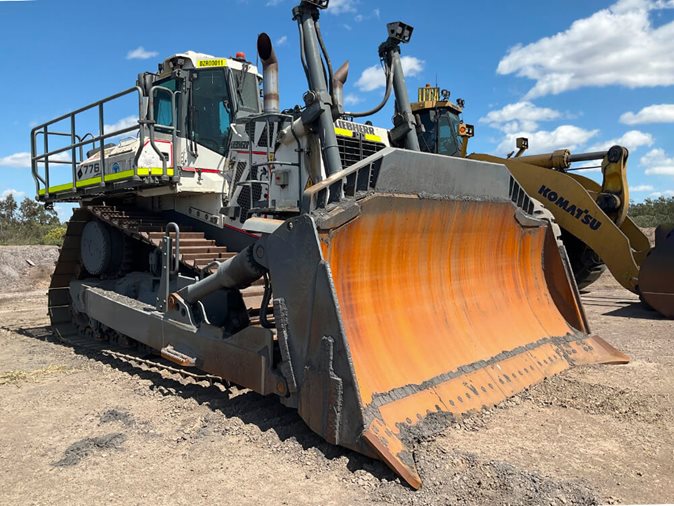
[1,0,673,219]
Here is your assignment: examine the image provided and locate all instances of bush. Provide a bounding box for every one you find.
[43,225,67,245]
[629,196,674,228]
[0,194,65,246]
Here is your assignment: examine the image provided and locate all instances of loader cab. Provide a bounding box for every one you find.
[412,85,467,158]
[416,107,462,157]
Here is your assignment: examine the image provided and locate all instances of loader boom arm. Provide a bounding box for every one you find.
[470,153,649,294]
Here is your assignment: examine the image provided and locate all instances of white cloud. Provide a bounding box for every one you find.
[344,93,362,106]
[480,101,562,133]
[126,46,159,60]
[497,125,599,155]
[588,130,654,152]
[266,0,284,5]
[54,203,76,222]
[276,35,288,46]
[641,148,674,175]
[327,0,357,14]
[355,56,424,92]
[649,190,674,197]
[497,0,674,98]
[0,152,31,168]
[620,104,674,124]
[480,102,596,155]
[1,149,74,169]
[1,188,26,199]
[631,184,655,191]
[103,116,138,135]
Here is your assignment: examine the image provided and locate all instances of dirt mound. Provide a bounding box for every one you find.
[523,375,665,424]
[375,448,600,505]
[0,246,59,294]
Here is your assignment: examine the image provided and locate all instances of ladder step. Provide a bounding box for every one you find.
[184,253,236,263]
[147,231,205,239]
[180,246,229,254]
[160,345,196,367]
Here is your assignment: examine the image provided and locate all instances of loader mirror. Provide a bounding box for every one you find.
[516,137,529,150]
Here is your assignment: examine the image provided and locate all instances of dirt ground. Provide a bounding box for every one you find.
[0,246,673,505]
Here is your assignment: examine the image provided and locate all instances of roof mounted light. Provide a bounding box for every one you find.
[302,0,329,9]
[386,21,414,44]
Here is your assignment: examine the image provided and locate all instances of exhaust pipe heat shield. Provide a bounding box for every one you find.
[258,149,628,489]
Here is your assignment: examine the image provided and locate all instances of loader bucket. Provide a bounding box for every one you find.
[262,148,628,489]
[638,225,674,318]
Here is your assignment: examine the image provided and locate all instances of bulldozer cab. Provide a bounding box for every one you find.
[30,52,261,204]
[151,53,261,154]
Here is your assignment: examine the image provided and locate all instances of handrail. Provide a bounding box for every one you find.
[146,85,178,177]
[301,146,395,212]
[30,87,139,131]
[165,222,181,275]
[237,112,301,208]
[31,86,144,198]
[159,222,181,313]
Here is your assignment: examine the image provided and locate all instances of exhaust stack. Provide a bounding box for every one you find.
[257,33,280,113]
[332,61,349,117]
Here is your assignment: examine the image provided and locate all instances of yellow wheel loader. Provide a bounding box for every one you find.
[29,2,627,489]
[410,85,674,318]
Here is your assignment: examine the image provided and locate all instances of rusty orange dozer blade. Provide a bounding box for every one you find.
[321,194,628,489]
[266,149,628,489]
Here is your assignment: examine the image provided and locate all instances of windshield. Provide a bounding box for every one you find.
[231,68,260,113]
[417,108,462,157]
[192,69,232,155]
[437,111,461,157]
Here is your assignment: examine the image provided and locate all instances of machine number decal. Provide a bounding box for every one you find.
[77,162,101,180]
[538,185,602,231]
[197,59,228,68]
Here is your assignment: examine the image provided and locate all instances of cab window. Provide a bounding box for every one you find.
[437,113,461,157]
[192,69,232,155]
[153,79,176,127]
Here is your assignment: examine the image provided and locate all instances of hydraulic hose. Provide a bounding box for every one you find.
[315,20,335,98]
[344,61,395,118]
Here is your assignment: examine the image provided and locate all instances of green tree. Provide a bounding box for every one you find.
[0,194,65,245]
[18,198,60,226]
[629,196,674,228]
[0,193,18,227]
